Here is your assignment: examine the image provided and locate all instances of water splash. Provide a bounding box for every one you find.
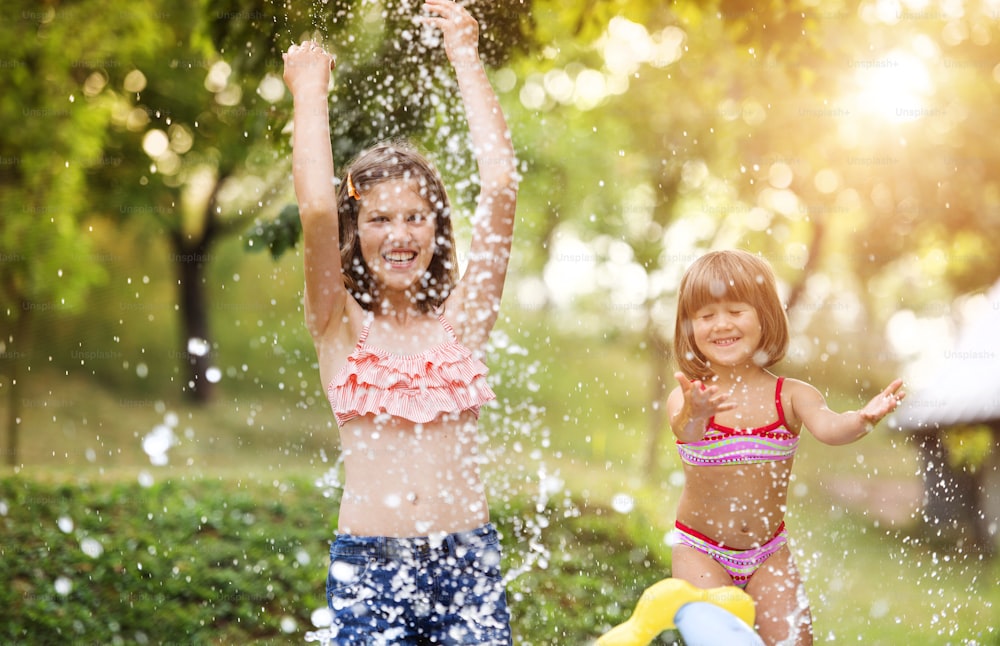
[274,0,540,641]
[303,332,559,644]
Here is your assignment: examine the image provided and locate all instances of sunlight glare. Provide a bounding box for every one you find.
[848,49,934,122]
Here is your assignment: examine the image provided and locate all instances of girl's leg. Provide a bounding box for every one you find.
[744,546,813,646]
[671,544,735,588]
[427,527,512,645]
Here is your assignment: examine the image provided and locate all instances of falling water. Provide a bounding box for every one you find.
[247,0,559,642]
[304,328,559,644]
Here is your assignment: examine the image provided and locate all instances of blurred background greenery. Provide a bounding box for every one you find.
[2,0,999,643]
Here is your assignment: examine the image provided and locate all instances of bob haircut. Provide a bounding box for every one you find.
[673,249,789,380]
[337,141,457,313]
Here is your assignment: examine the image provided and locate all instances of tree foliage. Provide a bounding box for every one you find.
[0,0,168,463]
[485,0,1000,473]
[492,0,1000,352]
[3,0,999,461]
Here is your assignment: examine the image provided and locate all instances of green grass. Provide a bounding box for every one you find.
[0,474,680,645]
[1,476,328,644]
[4,463,997,645]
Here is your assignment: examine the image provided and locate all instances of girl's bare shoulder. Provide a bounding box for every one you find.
[778,377,827,428]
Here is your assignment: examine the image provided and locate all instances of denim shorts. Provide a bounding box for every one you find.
[326,523,512,645]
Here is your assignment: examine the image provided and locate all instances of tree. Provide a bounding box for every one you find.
[0,0,167,464]
[86,0,287,402]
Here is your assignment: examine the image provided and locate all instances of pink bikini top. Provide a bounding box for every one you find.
[676,377,799,466]
[327,314,496,426]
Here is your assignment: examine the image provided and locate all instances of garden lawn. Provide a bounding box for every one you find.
[0,475,679,645]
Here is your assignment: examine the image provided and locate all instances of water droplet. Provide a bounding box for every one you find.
[310,606,333,628]
[187,337,210,357]
[869,598,890,619]
[611,492,635,514]
[142,425,176,460]
[329,561,359,586]
[54,576,72,596]
[81,537,104,558]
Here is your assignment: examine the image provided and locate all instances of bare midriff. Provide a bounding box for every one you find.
[335,410,489,537]
[676,459,794,548]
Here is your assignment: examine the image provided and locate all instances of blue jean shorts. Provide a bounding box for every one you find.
[326,523,512,645]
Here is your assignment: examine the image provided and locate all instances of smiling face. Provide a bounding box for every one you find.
[673,250,789,380]
[356,179,438,297]
[690,300,764,369]
[337,143,458,313]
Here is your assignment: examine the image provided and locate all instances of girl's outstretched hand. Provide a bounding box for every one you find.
[859,378,906,427]
[420,0,480,65]
[282,41,335,98]
[674,372,737,420]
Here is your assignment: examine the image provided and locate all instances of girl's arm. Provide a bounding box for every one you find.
[423,0,518,348]
[282,42,346,340]
[788,378,905,446]
[667,372,736,443]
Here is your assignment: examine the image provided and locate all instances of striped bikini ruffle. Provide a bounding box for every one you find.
[328,341,496,426]
[677,429,799,465]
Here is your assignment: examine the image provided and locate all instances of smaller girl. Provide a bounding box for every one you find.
[667,249,905,646]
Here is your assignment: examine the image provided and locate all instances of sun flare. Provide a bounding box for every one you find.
[848,49,934,122]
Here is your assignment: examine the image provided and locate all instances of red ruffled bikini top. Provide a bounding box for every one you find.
[327,313,496,426]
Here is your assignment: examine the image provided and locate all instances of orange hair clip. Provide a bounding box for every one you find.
[346,172,361,200]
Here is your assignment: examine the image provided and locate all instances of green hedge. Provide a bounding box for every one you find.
[1,476,678,645]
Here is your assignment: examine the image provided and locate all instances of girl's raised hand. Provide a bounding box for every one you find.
[282,41,335,97]
[858,378,906,426]
[674,372,736,419]
[420,0,480,65]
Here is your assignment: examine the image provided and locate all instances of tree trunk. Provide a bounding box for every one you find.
[917,433,994,556]
[643,321,672,479]
[3,305,30,466]
[785,218,826,311]
[170,174,229,405]
[173,234,215,404]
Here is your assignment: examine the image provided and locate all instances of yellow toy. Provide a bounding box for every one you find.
[596,578,756,646]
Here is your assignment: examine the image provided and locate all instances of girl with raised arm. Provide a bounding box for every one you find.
[282,1,517,642]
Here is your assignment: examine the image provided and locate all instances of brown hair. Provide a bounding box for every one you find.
[673,250,789,380]
[337,141,457,312]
